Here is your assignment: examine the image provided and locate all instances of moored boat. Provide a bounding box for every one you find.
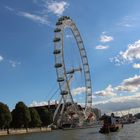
[99,113,123,134]
[99,123,123,134]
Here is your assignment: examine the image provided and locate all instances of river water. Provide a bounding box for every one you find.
[0,121,140,140]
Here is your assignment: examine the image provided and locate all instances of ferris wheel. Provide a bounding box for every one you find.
[53,16,95,127]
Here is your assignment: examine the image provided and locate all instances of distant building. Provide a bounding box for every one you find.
[29,101,83,115]
[29,101,58,114]
[30,102,101,121]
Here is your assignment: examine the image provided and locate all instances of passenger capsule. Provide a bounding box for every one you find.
[61,90,68,95]
[83,55,87,58]
[55,63,62,68]
[56,21,63,26]
[84,63,88,65]
[53,37,61,42]
[53,49,61,54]
[54,28,61,32]
[78,41,83,44]
[57,77,64,82]
[58,16,70,21]
[85,70,89,73]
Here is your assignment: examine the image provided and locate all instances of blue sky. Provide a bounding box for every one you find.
[1,0,140,113]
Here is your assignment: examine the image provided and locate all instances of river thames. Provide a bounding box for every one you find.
[0,121,140,140]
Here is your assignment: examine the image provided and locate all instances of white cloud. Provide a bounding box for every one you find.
[9,60,21,68]
[94,93,140,113]
[133,63,140,69]
[18,11,49,25]
[123,75,140,87]
[5,6,15,12]
[95,45,109,50]
[118,22,133,28]
[100,34,114,43]
[121,40,140,61]
[115,75,140,93]
[118,16,137,28]
[95,85,117,97]
[96,75,140,96]
[123,24,132,27]
[113,107,140,116]
[5,1,69,26]
[95,74,140,102]
[0,55,4,62]
[72,87,86,96]
[111,40,140,65]
[116,85,138,93]
[47,1,69,16]
[5,5,50,26]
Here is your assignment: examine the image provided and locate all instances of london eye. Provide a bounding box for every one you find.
[53,16,96,127]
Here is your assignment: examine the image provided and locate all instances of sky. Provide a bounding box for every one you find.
[1,0,140,114]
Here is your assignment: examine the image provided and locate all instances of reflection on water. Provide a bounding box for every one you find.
[0,121,140,140]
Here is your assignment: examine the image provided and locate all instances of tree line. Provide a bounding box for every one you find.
[0,101,53,134]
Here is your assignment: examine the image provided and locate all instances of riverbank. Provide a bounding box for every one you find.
[0,122,140,140]
[0,127,52,137]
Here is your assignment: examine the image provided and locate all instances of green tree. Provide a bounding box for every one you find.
[12,101,31,132]
[37,107,53,126]
[0,102,12,134]
[134,113,140,119]
[29,108,42,128]
[47,111,53,125]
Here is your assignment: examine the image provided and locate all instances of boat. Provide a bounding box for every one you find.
[99,113,123,134]
[121,114,136,124]
[99,124,123,134]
